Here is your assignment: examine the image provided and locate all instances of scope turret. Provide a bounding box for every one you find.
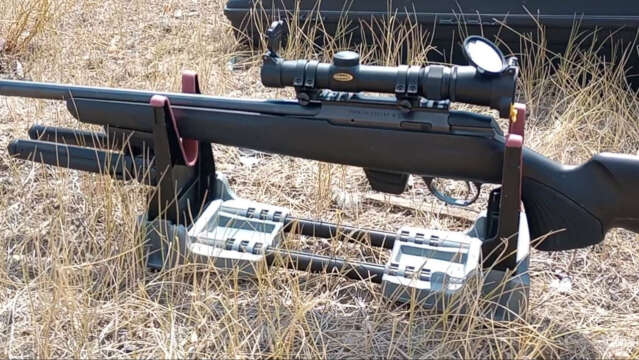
[333,51,359,67]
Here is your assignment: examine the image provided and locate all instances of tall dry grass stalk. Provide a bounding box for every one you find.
[0,0,54,55]
[514,22,639,162]
[0,0,638,357]
[239,0,436,66]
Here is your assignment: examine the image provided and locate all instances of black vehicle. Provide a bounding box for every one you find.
[225,0,639,81]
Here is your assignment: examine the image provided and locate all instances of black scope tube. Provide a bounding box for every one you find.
[261,56,517,118]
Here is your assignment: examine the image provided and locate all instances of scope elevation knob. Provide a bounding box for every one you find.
[333,51,360,67]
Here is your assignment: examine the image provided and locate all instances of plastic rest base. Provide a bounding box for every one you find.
[141,173,530,320]
[479,211,530,321]
[382,211,530,320]
[381,226,482,309]
[187,198,289,276]
[143,218,190,270]
[143,177,289,277]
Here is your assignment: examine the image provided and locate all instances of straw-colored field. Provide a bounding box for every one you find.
[1,0,638,358]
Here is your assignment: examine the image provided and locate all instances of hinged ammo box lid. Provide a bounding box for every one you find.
[225,0,639,78]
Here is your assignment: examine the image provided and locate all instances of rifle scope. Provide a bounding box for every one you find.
[261,37,518,118]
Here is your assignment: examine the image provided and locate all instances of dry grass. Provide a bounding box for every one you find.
[1,0,639,358]
[1,0,52,55]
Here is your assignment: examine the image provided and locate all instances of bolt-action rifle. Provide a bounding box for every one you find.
[1,21,637,318]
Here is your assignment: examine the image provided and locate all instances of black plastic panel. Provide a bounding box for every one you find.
[226,0,639,17]
[522,178,604,251]
[225,0,639,80]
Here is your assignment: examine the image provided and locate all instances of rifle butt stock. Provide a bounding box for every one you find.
[522,150,639,251]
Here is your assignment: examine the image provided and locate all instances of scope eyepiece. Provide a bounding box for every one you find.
[260,25,518,118]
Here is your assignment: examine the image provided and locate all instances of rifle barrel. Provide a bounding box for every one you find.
[0,79,317,116]
[0,79,510,183]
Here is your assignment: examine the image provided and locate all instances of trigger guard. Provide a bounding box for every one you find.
[426,178,481,207]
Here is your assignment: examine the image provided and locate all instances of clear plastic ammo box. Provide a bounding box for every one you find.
[382,226,482,307]
[187,198,289,276]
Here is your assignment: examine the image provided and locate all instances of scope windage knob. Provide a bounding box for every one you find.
[333,51,360,67]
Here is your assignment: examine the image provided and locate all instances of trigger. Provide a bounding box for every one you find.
[423,177,481,207]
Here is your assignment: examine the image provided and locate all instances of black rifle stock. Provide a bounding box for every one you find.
[522,151,639,249]
[2,78,638,251]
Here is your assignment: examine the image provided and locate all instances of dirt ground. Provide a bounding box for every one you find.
[1,0,638,358]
